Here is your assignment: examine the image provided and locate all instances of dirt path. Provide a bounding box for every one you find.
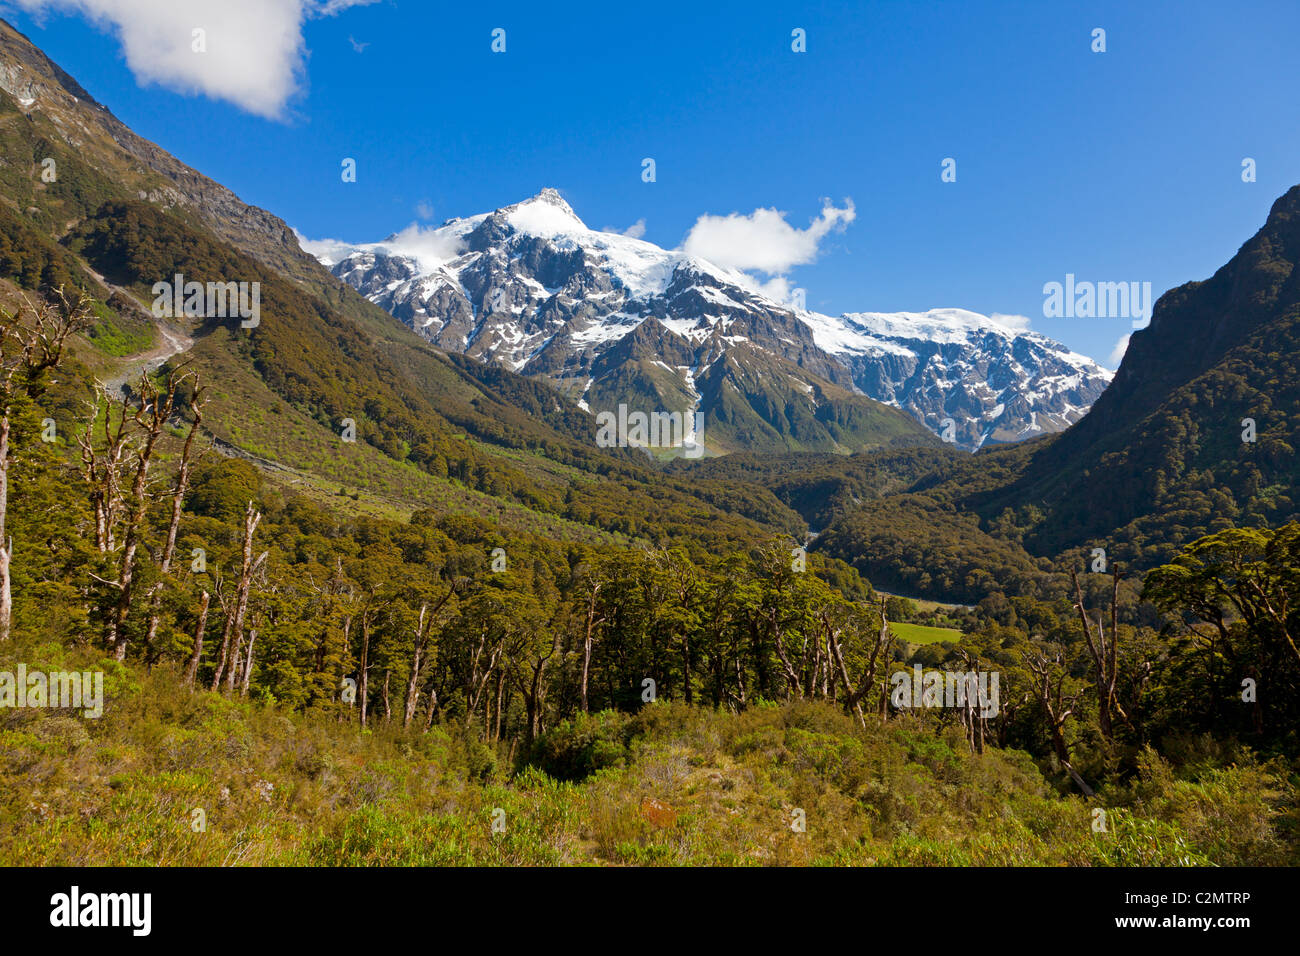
[81,265,194,396]
[101,319,193,396]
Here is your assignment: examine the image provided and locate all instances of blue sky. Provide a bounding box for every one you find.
[5,0,1299,366]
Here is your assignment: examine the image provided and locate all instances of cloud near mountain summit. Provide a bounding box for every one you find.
[681,199,856,278]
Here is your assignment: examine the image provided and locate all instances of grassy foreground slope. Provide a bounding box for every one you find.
[2,639,1292,867]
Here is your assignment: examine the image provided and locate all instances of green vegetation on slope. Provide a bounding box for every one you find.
[2,657,1290,866]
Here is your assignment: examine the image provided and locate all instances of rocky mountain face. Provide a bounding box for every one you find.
[317,190,937,456]
[801,309,1112,448]
[0,18,336,287]
[319,190,1113,452]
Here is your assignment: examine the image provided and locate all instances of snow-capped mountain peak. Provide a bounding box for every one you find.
[500,187,585,233]
[307,190,1113,452]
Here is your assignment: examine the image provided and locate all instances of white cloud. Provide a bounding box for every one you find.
[416,199,435,220]
[732,273,796,305]
[1107,333,1131,367]
[292,229,355,266]
[601,218,646,239]
[378,223,467,272]
[295,222,466,273]
[314,0,373,13]
[13,0,378,119]
[682,199,855,276]
[990,312,1032,331]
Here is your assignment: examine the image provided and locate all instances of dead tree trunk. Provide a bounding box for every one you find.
[109,370,184,661]
[241,627,257,696]
[1072,567,1127,739]
[182,590,210,687]
[80,393,131,552]
[211,503,265,691]
[77,391,129,554]
[580,578,604,714]
[0,414,10,642]
[958,650,985,754]
[227,635,245,693]
[423,686,440,730]
[492,668,507,741]
[143,382,205,660]
[359,611,372,728]
[404,604,430,728]
[1025,649,1095,797]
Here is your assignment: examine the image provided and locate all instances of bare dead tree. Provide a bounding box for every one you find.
[142,378,206,660]
[957,649,985,754]
[107,367,189,661]
[1071,566,1128,740]
[402,603,430,727]
[182,590,210,687]
[0,289,91,641]
[578,568,605,714]
[210,502,266,691]
[423,680,441,731]
[1024,648,1095,797]
[357,597,390,728]
[826,597,894,727]
[492,663,508,741]
[403,584,458,728]
[77,388,130,553]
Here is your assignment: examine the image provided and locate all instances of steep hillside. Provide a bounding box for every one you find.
[981,185,1300,564]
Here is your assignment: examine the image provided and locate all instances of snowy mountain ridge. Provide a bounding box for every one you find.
[306,189,1112,452]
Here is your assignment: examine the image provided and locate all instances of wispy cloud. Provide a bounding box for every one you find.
[680,199,854,307]
[295,222,466,273]
[682,199,855,276]
[13,0,379,119]
[292,229,357,266]
[602,218,645,239]
[1107,333,1131,368]
[991,312,1033,331]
